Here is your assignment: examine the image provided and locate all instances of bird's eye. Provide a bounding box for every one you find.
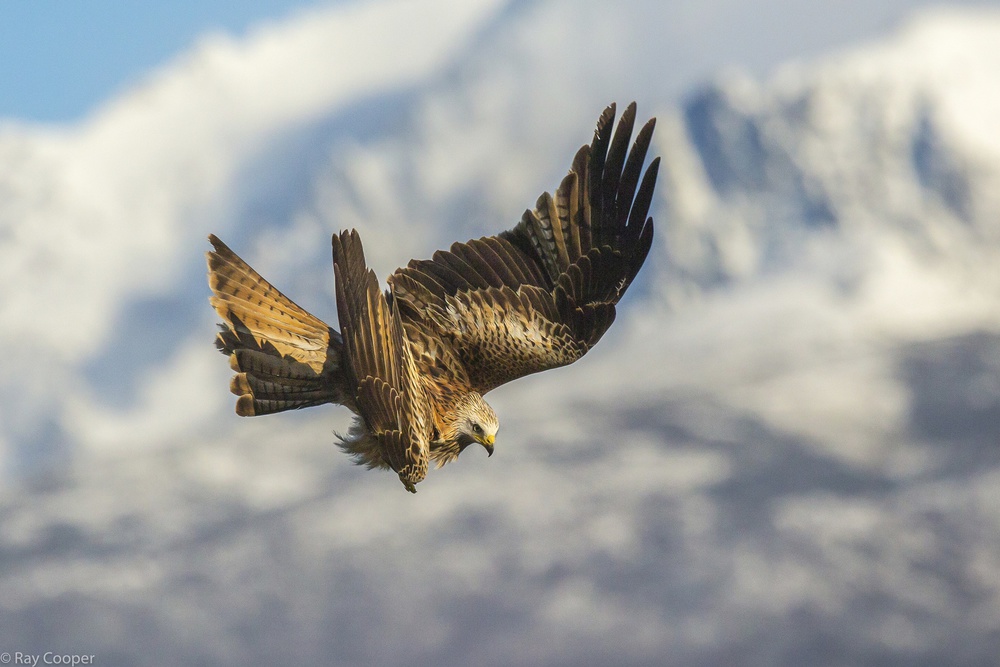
[472,423,483,434]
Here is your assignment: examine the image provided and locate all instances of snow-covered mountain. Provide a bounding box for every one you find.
[2,1,1000,665]
[657,10,1000,316]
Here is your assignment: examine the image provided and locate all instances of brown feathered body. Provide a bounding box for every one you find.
[206,102,660,493]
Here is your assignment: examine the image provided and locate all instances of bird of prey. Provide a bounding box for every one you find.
[206,102,659,493]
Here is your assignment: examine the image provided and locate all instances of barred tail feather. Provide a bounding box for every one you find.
[207,234,350,416]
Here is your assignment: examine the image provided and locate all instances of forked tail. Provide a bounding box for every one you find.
[206,234,350,416]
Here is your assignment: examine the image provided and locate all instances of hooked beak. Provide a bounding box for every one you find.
[481,433,495,457]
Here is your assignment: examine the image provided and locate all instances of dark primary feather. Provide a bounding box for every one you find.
[389,102,660,394]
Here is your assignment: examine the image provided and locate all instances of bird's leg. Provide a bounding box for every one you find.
[399,473,417,494]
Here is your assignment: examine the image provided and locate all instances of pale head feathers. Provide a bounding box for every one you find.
[433,392,499,466]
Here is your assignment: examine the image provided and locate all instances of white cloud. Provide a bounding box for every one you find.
[0,0,505,465]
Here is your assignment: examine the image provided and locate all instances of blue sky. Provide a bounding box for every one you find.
[0,0,337,122]
[5,0,1000,124]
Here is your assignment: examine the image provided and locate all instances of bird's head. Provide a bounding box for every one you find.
[453,392,499,457]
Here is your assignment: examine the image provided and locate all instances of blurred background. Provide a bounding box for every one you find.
[2,0,1000,664]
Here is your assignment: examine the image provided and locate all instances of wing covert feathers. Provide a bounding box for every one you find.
[389,101,660,394]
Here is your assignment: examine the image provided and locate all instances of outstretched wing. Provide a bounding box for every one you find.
[389,102,659,394]
[332,230,430,492]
